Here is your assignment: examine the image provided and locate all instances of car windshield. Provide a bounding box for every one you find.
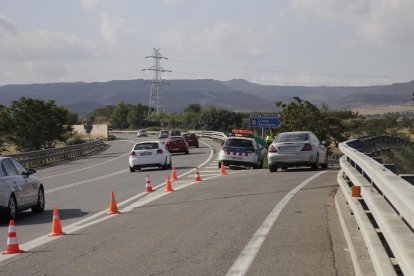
[134,143,159,150]
[224,139,253,148]
[275,133,309,142]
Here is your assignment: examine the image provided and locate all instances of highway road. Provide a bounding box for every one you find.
[0,134,354,275]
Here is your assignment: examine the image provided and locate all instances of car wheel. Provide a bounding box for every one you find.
[5,195,17,221]
[162,158,168,170]
[185,150,189,155]
[129,166,135,172]
[311,155,319,170]
[168,159,172,169]
[321,154,328,169]
[196,144,199,148]
[269,165,277,172]
[32,187,45,213]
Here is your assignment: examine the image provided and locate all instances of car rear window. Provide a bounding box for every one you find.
[275,133,309,142]
[167,137,184,142]
[134,143,159,150]
[224,139,253,148]
[184,134,196,138]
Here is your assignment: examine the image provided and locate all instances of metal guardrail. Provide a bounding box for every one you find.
[338,136,414,275]
[4,140,105,168]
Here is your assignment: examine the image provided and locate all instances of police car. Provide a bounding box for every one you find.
[218,129,266,169]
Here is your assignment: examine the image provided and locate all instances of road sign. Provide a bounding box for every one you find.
[249,113,282,128]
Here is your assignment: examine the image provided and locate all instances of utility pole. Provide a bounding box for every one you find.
[142,49,171,116]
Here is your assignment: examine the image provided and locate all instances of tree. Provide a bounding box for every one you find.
[182,103,202,130]
[200,107,243,132]
[111,102,129,129]
[9,97,76,151]
[0,105,11,152]
[275,97,348,148]
[127,104,149,129]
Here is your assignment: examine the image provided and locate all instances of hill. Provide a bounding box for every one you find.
[0,79,413,115]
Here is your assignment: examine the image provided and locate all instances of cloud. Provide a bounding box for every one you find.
[99,13,136,45]
[291,0,414,45]
[82,0,99,10]
[0,15,17,35]
[158,23,277,60]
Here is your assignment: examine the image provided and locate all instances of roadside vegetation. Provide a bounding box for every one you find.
[382,145,414,174]
[1,96,413,155]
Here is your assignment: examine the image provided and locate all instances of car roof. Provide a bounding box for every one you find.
[134,141,161,145]
[279,131,311,135]
[226,136,254,141]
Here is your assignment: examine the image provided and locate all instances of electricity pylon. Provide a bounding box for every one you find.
[142,49,171,116]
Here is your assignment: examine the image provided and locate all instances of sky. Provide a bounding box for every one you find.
[0,0,413,87]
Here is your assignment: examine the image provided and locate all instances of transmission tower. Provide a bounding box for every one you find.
[142,49,171,116]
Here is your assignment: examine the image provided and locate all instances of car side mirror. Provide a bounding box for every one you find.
[27,168,36,175]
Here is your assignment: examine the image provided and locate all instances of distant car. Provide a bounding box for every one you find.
[107,134,116,141]
[170,130,181,136]
[129,141,172,172]
[158,130,169,139]
[137,129,148,137]
[183,133,199,148]
[165,136,189,154]
[218,136,265,169]
[0,157,45,221]
[267,131,328,172]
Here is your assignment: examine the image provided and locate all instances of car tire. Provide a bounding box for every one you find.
[5,195,17,221]
[321,154,328,169]
[269,165,277,172]
[129,166,135,172]
[162,158,168,170]
[168,159,172,169]
[218,162,222,168]
[32,187,45,213]
[196,145,199,148]
[311,155,319,170]
[185,150,189,155]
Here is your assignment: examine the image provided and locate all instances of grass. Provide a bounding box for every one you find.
[382,146,414,174]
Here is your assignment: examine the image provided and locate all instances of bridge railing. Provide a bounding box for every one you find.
[4,139,105,168]
[338,136,414,275]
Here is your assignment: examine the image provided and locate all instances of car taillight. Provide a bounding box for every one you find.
[302,143,313,151]
[221,146,229,151]
[268,145,277,153]
[157,149,163,154]
[130,151,136,156]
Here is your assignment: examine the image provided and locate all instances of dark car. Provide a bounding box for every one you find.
[183,133,199,148]
[170,130,181,136]
[165,136,189,154]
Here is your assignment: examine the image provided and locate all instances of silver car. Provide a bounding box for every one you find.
[267,131,328,172]
[0,157,45,221]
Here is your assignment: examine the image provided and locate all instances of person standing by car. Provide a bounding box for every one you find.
[265,131,273,146]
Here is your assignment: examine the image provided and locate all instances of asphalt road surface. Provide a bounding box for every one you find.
[0,134,354,275]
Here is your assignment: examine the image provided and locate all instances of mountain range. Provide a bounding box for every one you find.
[0,79,413,115]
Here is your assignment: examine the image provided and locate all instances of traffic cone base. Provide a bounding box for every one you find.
[2,220,23,254]
[145,175,154,192]
[171,167,178,181]
[108,191,121,214]
[48,208,66,236]
[165,175,174,192]
[194,167,202,182]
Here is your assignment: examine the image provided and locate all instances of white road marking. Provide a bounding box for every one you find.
[226,170,327,276]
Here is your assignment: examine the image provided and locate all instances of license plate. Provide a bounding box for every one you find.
[140,152,152,156]
[282,146,297,151]
[173,148,180,151]
[231,156,243,160]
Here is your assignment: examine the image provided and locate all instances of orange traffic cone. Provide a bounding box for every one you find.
[194,167,202,182]
[171,167,178,181]
[107,191,121,215]
[165,175,174,192]
[2,220,23,254]
[220,161,227,175]
[145,175,153,192]
[48,208,66,236]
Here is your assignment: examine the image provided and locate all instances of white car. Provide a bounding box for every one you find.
[0,157,45,221]
[218,137,265,169]
[137,129,148,137]
[267,131,328,172]
[129,141,172,172]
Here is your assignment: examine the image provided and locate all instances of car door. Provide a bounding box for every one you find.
[1,159,26,207]
[10,159,37,206]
